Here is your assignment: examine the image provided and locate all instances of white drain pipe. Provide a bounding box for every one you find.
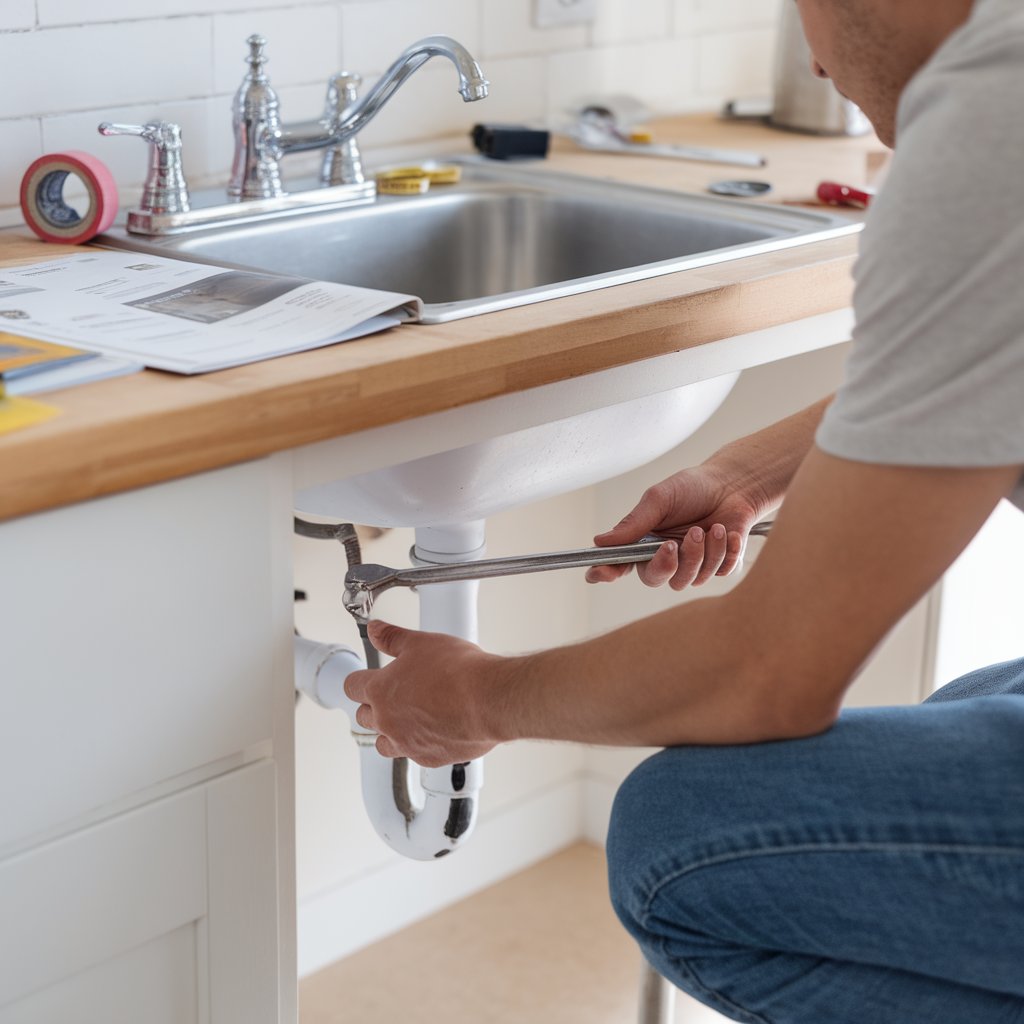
[294,520,487,861]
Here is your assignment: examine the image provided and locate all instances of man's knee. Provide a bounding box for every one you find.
[607,754,773,1023]
[926,656,1024,703]
[606,748,710,941]
[606,737,832,945]
[606,754,657,936]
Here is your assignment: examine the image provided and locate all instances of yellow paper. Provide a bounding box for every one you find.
[0,394,60,435]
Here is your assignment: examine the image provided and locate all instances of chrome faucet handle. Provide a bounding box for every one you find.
[320,72,365,186]
[98,120,191,214]
[228,33,285,200]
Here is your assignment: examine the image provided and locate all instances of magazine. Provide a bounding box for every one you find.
[0,251,423,374]
[0,333,94,380]
[4,355,143,396]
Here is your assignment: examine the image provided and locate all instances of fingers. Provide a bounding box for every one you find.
[604,525,727,590]
[590,538,680,586]
[344,668,370,703]
[663,527,703,589]
[348,676,400,759]
[670,524,734,588]
[586,562,634,584]
[593,483,673,547]
[692,523,728,585]
[594,512,653,547]
[718,530,747,576]
[632,540,679,587]
[366,619,411,656]
[376,734,399,758]
[345,621,416,736]
[355,702,374,731]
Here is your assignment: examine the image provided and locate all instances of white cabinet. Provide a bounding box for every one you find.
[1,462,283,852]
[0,784,207,1022]
[0,762,281,1024]
[206,762,284,1024]
[0,459,296,1023]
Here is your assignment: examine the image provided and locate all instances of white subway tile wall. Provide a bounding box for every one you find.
[0,0,782,218]
[0,1,35,31]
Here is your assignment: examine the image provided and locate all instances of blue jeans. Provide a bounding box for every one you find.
[607,658,1024,1023]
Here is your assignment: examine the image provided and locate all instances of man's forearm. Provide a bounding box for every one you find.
[492,589,833,750]
[492,597,747,747]
[706,396,833,514]
[494,403,841,750]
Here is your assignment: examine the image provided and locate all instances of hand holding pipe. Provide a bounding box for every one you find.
[343,521,773,621]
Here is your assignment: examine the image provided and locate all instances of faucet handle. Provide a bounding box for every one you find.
[320,71,365,187]
[97,120,190,214]
[99,121,180,148]
[229,34,285,200]
[243,33,270,79]
[323,72,363,121]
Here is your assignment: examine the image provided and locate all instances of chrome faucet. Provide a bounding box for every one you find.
[229,33,489,201]
[98,33,488,235]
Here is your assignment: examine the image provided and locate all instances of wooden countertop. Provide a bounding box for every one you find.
[0,115,883,523]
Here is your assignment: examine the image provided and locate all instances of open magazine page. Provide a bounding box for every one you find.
[0,251,423,373]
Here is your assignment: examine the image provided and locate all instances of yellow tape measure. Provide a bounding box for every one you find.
[374,163,463,195]
[375,176,430,196]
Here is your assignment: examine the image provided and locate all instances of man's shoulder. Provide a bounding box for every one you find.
[864,0,1024,273]
[904,0,1024,110]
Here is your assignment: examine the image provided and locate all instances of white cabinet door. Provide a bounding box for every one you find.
[0,785,207,1021]
[0,461,282,855]
[0,761,283,1024]
[206,761,283,1024]
[1,927,201,1024]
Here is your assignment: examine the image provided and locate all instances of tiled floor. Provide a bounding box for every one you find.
[299,842,727,1023]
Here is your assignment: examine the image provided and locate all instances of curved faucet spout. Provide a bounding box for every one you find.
[277,34,489,156]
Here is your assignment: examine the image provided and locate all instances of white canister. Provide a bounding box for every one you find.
[771,4,872,136]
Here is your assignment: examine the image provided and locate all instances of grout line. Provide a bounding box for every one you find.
[32,2,339,31]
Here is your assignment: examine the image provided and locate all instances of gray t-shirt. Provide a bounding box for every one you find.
[816,0,1024,512]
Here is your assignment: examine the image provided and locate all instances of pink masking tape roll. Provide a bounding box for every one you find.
[20,151,118,245]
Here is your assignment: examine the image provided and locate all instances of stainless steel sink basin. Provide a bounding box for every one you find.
[101,159,859,323]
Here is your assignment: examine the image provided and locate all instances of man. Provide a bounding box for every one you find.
[346,1,1024,1019]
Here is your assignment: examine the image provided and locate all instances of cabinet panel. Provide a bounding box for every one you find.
[0,787,206,1008]
[0,762,288,1023]
[0,925,198,1024]
[206,761,281,1024]
[0,461,278,851]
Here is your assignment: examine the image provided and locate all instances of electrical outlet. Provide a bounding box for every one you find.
[534,0,597,29]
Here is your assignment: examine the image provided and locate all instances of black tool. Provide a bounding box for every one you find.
[471,123,550,160]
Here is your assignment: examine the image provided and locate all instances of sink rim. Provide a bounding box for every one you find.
[98,157,862,324]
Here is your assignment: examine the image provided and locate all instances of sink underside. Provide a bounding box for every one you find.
[295,372,740,527]
[101,159,858,323]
